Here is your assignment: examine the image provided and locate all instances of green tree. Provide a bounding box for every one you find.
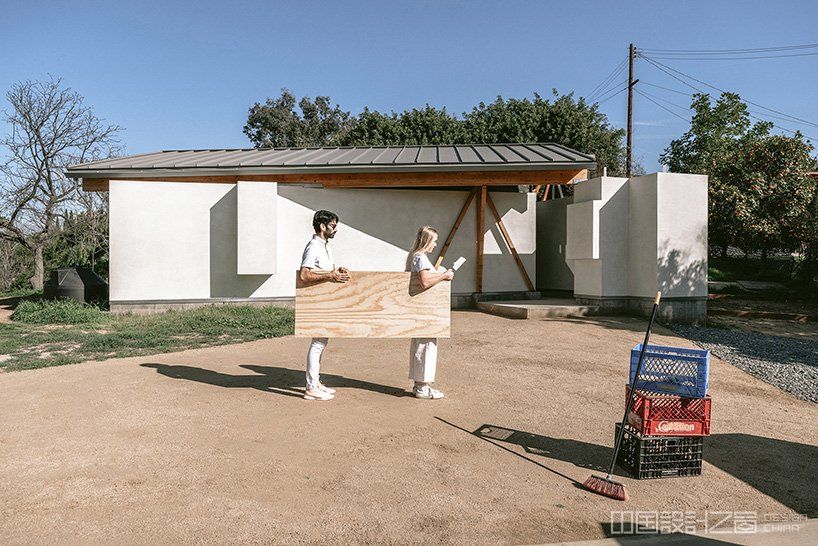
[243,89,626,176]
[463,91,625,176]
[342,105,465,146]
[243,89,353,147]
[662,92,816,258]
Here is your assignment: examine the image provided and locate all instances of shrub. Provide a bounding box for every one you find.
[11,298,107,324]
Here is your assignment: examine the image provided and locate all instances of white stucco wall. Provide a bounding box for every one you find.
[555,173,707,300]
[109,181,536,302]
[653,173,708,298]
[237,181,277,275]
[566,176,629,297]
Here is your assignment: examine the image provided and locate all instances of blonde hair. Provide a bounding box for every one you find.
[406,226,438,270]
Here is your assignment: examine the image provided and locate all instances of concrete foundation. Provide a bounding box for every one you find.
[574,295,708,325]
[112,291,535,314]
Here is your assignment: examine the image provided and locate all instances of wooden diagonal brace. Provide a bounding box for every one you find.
[486,194,535,292]
[435,189,476,269]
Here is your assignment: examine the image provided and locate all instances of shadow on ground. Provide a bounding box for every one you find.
[706,433,818,517]
[140,363,409,398]
[435,418,614,489]
[439,421,818,519]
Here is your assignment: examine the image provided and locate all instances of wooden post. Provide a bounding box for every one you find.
[435,189,476,269]
[476,186,487,293]
[486,194,535,292]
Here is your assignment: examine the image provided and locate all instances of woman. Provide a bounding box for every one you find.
[406,226,454,399]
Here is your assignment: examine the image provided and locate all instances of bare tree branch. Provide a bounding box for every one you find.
[0,77,122,288]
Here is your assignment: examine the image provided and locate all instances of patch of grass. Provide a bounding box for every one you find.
[0,304,294,371]
[11,299,107,324]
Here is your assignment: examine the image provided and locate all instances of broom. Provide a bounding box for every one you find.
[583,291,662,501]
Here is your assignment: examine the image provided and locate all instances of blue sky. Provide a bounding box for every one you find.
[2,0,817,170]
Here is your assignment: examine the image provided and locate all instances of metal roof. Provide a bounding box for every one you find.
[66,143,595,179]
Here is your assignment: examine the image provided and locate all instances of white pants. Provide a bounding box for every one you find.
[307,337,328,389]
[409,337,438,383]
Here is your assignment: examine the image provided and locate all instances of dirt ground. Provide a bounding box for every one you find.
[0,311,815,544]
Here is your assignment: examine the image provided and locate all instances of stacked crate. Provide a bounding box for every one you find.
[616,344,711,479]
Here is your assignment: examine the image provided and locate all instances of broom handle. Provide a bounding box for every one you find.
[606,291,662,477]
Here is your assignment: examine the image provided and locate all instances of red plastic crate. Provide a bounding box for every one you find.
[626,386,711,436]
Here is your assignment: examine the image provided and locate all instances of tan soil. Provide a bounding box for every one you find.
[0,311,816,544]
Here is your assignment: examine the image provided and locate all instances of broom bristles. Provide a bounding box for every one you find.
[583,474,628,501]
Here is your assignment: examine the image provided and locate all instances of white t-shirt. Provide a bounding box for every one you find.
[301,234,335,270]
[411,253,434,273]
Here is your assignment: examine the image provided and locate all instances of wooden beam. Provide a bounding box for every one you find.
[435,189,476,269]
[476,186,487,293]
[571,169,589,183]
[77,169,587,191]
[82,178,110,192]
[487,194,535,291]
[539,184,551,202]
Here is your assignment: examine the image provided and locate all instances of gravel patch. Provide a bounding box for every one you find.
[671,325,818,404]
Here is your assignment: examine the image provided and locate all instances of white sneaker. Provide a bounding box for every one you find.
[317,382,336,395]
[304,387,334,401]
[413,385,445,399]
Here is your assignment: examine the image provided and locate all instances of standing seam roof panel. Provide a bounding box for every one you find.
[281,148,338,165]
[348,147,384,164]
[523,144,561,162]
[258,148,314,166]
[535,144,581,162]
[216,149,262,167]
[371,147,402,164]
[455,146,481,163]
[394,147,420,164]
[493,145,528,162]
[550,142,592,161]
[320,148,361,165]
[417,147,438,163]
[437,147,459,163]
[166,150,233,167]
[473,145,504,162]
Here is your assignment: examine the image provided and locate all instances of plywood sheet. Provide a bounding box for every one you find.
[295,271,450,338]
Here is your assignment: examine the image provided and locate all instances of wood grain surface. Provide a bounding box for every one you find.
[295,271,450,338]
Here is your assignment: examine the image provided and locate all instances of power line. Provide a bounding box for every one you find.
[637,89,691,113]
[593,80,629,105]
[636,67,818,140]
[588,70,628,102]
[643,84,816,126]
[635,90,691,123]
[639,55,818,129]
[642,51,818,61]
[587,59,628,101]
[640,81,696,96]
[596,86,628,106]
[588,58,627,94]
[639,43,818,54]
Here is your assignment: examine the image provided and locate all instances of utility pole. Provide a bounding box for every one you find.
[626,43,635,177]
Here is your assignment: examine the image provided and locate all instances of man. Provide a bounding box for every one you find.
[299,210,349,401]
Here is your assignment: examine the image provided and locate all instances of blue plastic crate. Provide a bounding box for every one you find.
[629,344,710,398]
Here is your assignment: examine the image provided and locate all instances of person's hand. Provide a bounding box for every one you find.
[331,268,350,283]
[443,269,454,281]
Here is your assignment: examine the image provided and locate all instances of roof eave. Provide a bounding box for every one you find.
[67,161,597,180]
